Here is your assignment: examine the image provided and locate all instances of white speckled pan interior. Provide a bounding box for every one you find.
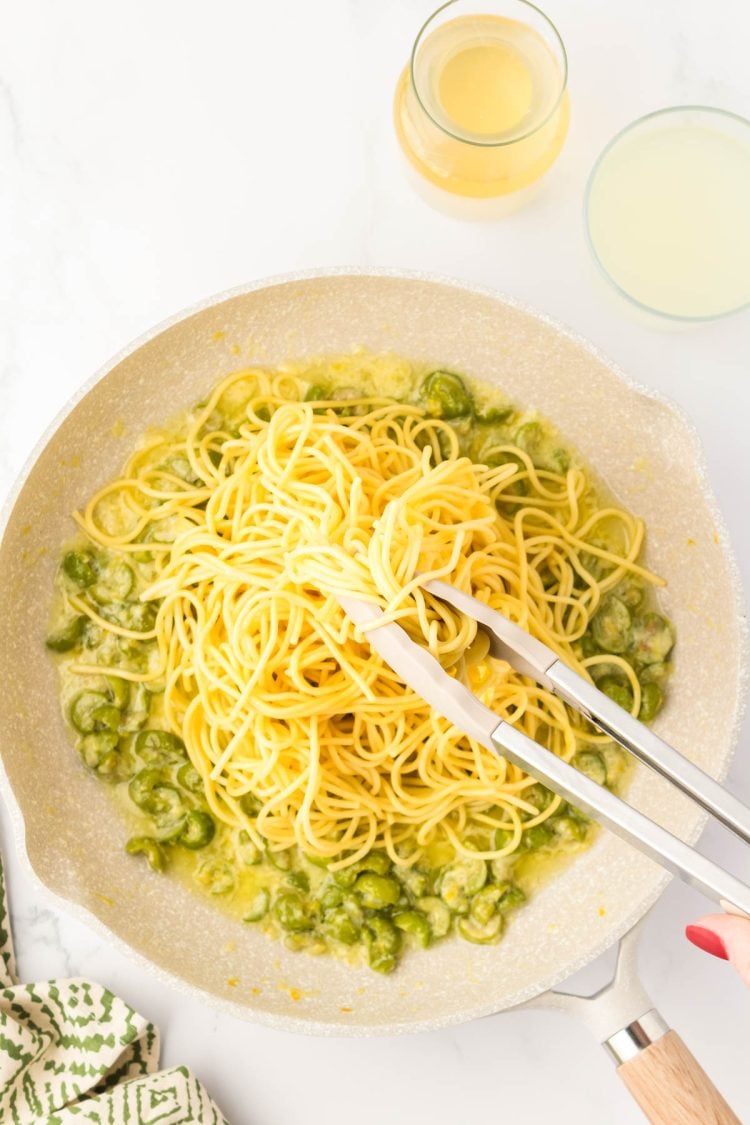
[0,270,745,1036]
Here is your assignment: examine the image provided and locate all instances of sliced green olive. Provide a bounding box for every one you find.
[576,634,599,660]
[242,888,270,923]
[70,691,120,734]
[46,615,86,653]
[179,810,215,849]
[524,783,555,812]
[119,682,151,732]
[100,601,157,631]
[147,516,185,545]
[128,767,167,809]
[142,675,166,696]
[286,870,311,893]
[579,544,610,583]
[322,906,360,945]
[574,749,607,786]
[236,830,262,866]
[125,835,166,872]
[332,850,391,888]
[131,541,154,565]
[590,661,625,684]
[195,858,236,895]
[91,557,134,604]
[340,893,365,930]
[161,454,202,485]
[629,613,675,666]
[457,912,504,945]
[488,451,529,499]
[416,896,452,938]
[274,892,314,932]
[62,549,98,587]
[640,661,671,687]
[514,421,569,473]
[393,910,431,948]
[304,852,332,869]
[552,815,589,843]
[78,731,120,778]
[134,728,185,764]
[598,675,634,712]
[419,370,474,419]
[357,851,392,876]
[152,788,187,837]
[395,866,429,899]
[115,636,154,669]
[492,827,513,851]
[319,884,344,912]
[81,620,104,649]
[490,856,513,884]
[475,405,514,425]
[106,676,130,709]
[521,823,554,851]
[304,383,330,402]
[353,872,401,909]
[472,882,526,918]
[497,882,526,911]
[329,385,368,417]
[638,681,663,722]
[413,423,448,463]
[176,761,204,794]
[266,846,293,871]
[469,885,502,926]
[239,791,262,817]
[592,596,631,653]
[364,916,402,974]
[439,859,487,913]
[618,580,644,609]
[602,745,629,790]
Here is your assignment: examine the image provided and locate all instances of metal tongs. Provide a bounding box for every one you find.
[339,579,750,917]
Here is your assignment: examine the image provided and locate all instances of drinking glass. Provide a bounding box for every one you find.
[394,0,570,198]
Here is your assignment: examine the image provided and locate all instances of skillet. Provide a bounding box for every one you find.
[0,269,744,1044]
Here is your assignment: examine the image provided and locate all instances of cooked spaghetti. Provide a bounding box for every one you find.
[47,355,675,968]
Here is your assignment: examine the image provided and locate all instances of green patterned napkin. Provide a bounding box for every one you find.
[0,858,228,1124]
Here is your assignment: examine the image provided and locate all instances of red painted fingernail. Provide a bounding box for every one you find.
[685,925,729,960]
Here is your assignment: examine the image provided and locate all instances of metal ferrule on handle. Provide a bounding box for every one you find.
[604,1010,669,1065]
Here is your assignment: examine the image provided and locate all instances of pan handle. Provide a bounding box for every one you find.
[606,1012,741,1125]
[526,920,742,1123]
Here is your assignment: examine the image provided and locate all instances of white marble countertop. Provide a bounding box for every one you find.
[1,2,750,1122]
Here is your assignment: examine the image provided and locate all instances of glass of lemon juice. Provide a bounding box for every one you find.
[394,0,569,198]
[586,106,750,320]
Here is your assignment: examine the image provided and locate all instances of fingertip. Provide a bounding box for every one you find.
[686,913,750,987]
[685,923,729,960]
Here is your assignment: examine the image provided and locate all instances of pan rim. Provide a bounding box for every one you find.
[0,266,746,1036]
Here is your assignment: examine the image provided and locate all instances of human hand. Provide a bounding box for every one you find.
[686,914,750,987]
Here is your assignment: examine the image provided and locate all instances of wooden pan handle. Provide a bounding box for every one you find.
[618,1029,741,1125]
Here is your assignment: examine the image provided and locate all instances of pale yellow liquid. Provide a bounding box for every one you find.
[437,36,534,135]
[394,14,569,197]
[587,119,750,318]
